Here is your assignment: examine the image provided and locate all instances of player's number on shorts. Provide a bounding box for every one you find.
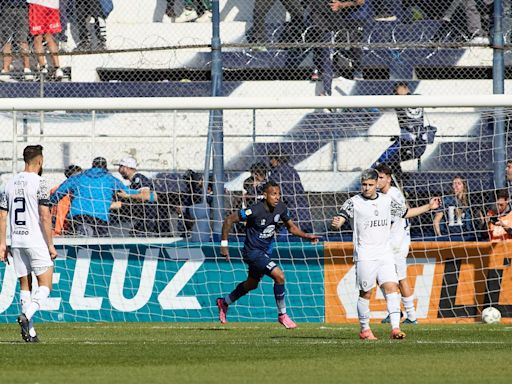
[14,197,26,226]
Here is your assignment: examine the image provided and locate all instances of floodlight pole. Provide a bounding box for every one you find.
[493,0,506,189]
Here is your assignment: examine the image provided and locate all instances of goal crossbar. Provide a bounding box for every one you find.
[1,95,512,111]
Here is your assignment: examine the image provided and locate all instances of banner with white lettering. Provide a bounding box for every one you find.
[0,242,324,322]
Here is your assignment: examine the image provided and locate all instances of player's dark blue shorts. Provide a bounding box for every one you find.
[243,250,278,279]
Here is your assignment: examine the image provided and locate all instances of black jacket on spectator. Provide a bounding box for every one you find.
[119,173,157,234]
[269,162,313,233]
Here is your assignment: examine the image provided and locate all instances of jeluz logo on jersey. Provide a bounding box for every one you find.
[259,225,276,239]
[364,219,388,229]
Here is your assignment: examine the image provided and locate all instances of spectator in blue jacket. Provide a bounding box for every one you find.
[50,157,152,236]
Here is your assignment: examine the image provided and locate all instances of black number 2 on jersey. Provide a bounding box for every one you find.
[14,197,26,226]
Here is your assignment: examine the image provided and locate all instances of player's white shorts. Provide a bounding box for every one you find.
[393,242,410,281]
[11,247,53,278]
[356,258,398,292]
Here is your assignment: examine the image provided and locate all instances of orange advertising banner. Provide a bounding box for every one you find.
[324,241,512,323]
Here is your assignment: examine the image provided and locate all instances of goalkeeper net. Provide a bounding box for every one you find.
[0,95,510,324]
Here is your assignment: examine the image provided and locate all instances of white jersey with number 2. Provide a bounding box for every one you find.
[0,172,50,249]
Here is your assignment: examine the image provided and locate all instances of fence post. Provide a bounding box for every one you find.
[493,0,506,188]
[12,111,17,175]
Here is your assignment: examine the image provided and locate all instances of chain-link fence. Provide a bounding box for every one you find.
[0,1,507,89]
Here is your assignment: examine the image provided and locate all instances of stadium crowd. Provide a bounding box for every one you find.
[0,0,504,82]
[30,150,510,243]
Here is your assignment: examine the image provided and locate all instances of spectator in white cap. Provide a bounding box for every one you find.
[115,157,158,236]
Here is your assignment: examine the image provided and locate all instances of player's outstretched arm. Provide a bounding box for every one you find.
[284,220,320,243]
[330,215,347,230]
[220,212,241,261]
[117,186,156,202]
[39,205,58,260]
[405,197,441,219]
[0,210,8,262]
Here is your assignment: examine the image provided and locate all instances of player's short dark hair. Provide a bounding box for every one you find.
[64,164,82,178]
[495,188,509,200]
[375,163,392,175]
[360,168,378,182]
[23,145,43,164]
[262,180,280,192]
[92,157,107,169]
[507,159,512,165]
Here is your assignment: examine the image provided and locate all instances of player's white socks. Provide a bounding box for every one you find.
[402,295,417,322]
[25,286,50,321]
[386,292,402,329]
[274,284,286,315]
[357,297,371,331]
[20,290,36,337]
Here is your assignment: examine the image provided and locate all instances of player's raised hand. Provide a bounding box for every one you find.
[305,233,320,244]
[331,216,343,230]
[429,197,441,210]
[116,190,129,199]
[48,245,58,260]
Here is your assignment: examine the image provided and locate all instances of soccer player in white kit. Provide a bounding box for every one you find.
[0,145,58,342]
[375,163,417,324]
[331,169,439,340]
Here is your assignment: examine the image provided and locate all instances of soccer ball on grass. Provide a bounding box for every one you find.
[481,307,501,324]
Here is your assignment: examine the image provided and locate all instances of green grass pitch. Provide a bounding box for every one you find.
[1,322,511,383]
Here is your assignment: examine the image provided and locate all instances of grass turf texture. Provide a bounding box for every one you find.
[0,323,511,383]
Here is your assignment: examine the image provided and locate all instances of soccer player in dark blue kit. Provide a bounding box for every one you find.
[217,181,319,329]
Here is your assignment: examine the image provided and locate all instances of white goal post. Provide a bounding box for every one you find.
[1,94,512,111]
[0,95,510,324]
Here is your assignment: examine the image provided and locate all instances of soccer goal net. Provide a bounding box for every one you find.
[0,95,510,324]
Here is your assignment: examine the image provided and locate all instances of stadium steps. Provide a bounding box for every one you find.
[424,140,496,171]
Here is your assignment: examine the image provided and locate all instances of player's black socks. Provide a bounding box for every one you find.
[228,282,248,303]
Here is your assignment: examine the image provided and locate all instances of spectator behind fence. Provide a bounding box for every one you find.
[433,176,477,241]
[373,81,437,181]
[114,157,158,236]
[486,189,512,241]
[73,0,113,51]
[0,0,34,82]
[180,170,211,242]
[55,0,71,51]
[250,0,305,50]
[440,0,493,44]
[163,0,176,22]
[506,159,512,197]
[175,0,212,23]
[268,150,313,234]
[242,162,269,208]
[27,0,63,80]
[50,164,82,236]
[50,157,152,237]
[310,0,368,94]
